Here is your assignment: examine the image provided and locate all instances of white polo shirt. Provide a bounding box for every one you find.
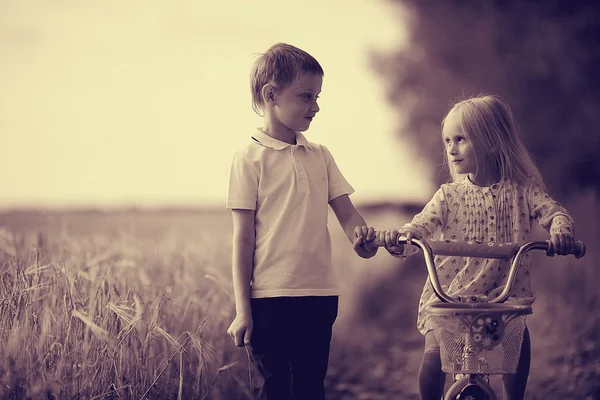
[227,129,354,298]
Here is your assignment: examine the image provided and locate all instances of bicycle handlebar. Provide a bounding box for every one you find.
[427,240,520,259]
[368,236,586,303]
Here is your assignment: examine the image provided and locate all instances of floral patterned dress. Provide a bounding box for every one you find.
[399,177,574,335]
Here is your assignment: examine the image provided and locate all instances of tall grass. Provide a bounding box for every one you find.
[0,211,247,399]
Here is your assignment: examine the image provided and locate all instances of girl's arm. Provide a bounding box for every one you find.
[528,186,576,255]
[329,194,377,259]
[226,209,256,347]
[402,187,447,238]
[386,187,448,257]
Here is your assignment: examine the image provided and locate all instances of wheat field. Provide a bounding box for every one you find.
[0,192,598,399]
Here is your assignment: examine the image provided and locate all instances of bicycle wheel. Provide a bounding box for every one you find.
[445,376,497,400]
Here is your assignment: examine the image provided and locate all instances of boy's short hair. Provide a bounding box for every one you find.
[250,43,324,115]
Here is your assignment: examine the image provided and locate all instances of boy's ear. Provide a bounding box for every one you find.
[261,84,276,106]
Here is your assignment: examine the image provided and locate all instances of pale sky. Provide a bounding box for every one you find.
[0,0,433,209]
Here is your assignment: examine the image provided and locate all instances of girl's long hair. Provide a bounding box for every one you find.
[441,95,545,189]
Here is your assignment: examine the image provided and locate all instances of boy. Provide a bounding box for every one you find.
[226,43,376,399]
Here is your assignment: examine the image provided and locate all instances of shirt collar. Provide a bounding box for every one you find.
[251,129,312,151]
[465,175,505,191]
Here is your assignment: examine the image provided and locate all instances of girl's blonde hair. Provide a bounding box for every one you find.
[441,94,545,189]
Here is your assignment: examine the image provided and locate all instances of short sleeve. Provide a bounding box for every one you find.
[527,185,574,235]
[321,145,354,202]
[226,151,259,210]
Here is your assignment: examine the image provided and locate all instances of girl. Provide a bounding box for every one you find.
[376,95,575,400]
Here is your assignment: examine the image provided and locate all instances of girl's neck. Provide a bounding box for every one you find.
[261,116,296,145]
[467,155,500,187]
[468,170,500,187]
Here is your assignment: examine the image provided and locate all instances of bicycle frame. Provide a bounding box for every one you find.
[369,236,585,400]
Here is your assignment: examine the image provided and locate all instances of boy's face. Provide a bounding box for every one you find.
[273,73,322,132]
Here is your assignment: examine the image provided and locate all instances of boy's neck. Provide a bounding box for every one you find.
[261,116,297,145]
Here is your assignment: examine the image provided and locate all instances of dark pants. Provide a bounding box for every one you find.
[248,296,339,400]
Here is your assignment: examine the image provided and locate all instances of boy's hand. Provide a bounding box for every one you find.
[353,225,377,258]
[227,314,253,347]
[550,233,575,256]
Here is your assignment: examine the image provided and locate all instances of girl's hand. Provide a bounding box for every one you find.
[377,229,404,255]
[399,226,422,244]
[550,233,575,256]
[227,314,253,347]
[353,225,377,258]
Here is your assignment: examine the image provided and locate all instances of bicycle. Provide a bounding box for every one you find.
[368,236,586,400]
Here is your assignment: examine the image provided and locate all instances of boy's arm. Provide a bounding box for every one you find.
[329,194,377,259]
[227,209,255,346]
[231,209,255,316]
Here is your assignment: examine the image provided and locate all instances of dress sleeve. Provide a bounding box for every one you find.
[392,186,448,258]
[402,186,448,238]
[528,185,574,235]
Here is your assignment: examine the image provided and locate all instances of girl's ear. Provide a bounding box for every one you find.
[261,84,276,106]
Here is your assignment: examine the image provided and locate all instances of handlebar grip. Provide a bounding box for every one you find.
[547,240,586,259]
[575,241,586,259]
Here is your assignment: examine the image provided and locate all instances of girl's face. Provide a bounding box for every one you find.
[272,73,322,133]
[443,114,488,178]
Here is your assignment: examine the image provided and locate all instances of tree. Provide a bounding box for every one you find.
[373,0,600,196]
